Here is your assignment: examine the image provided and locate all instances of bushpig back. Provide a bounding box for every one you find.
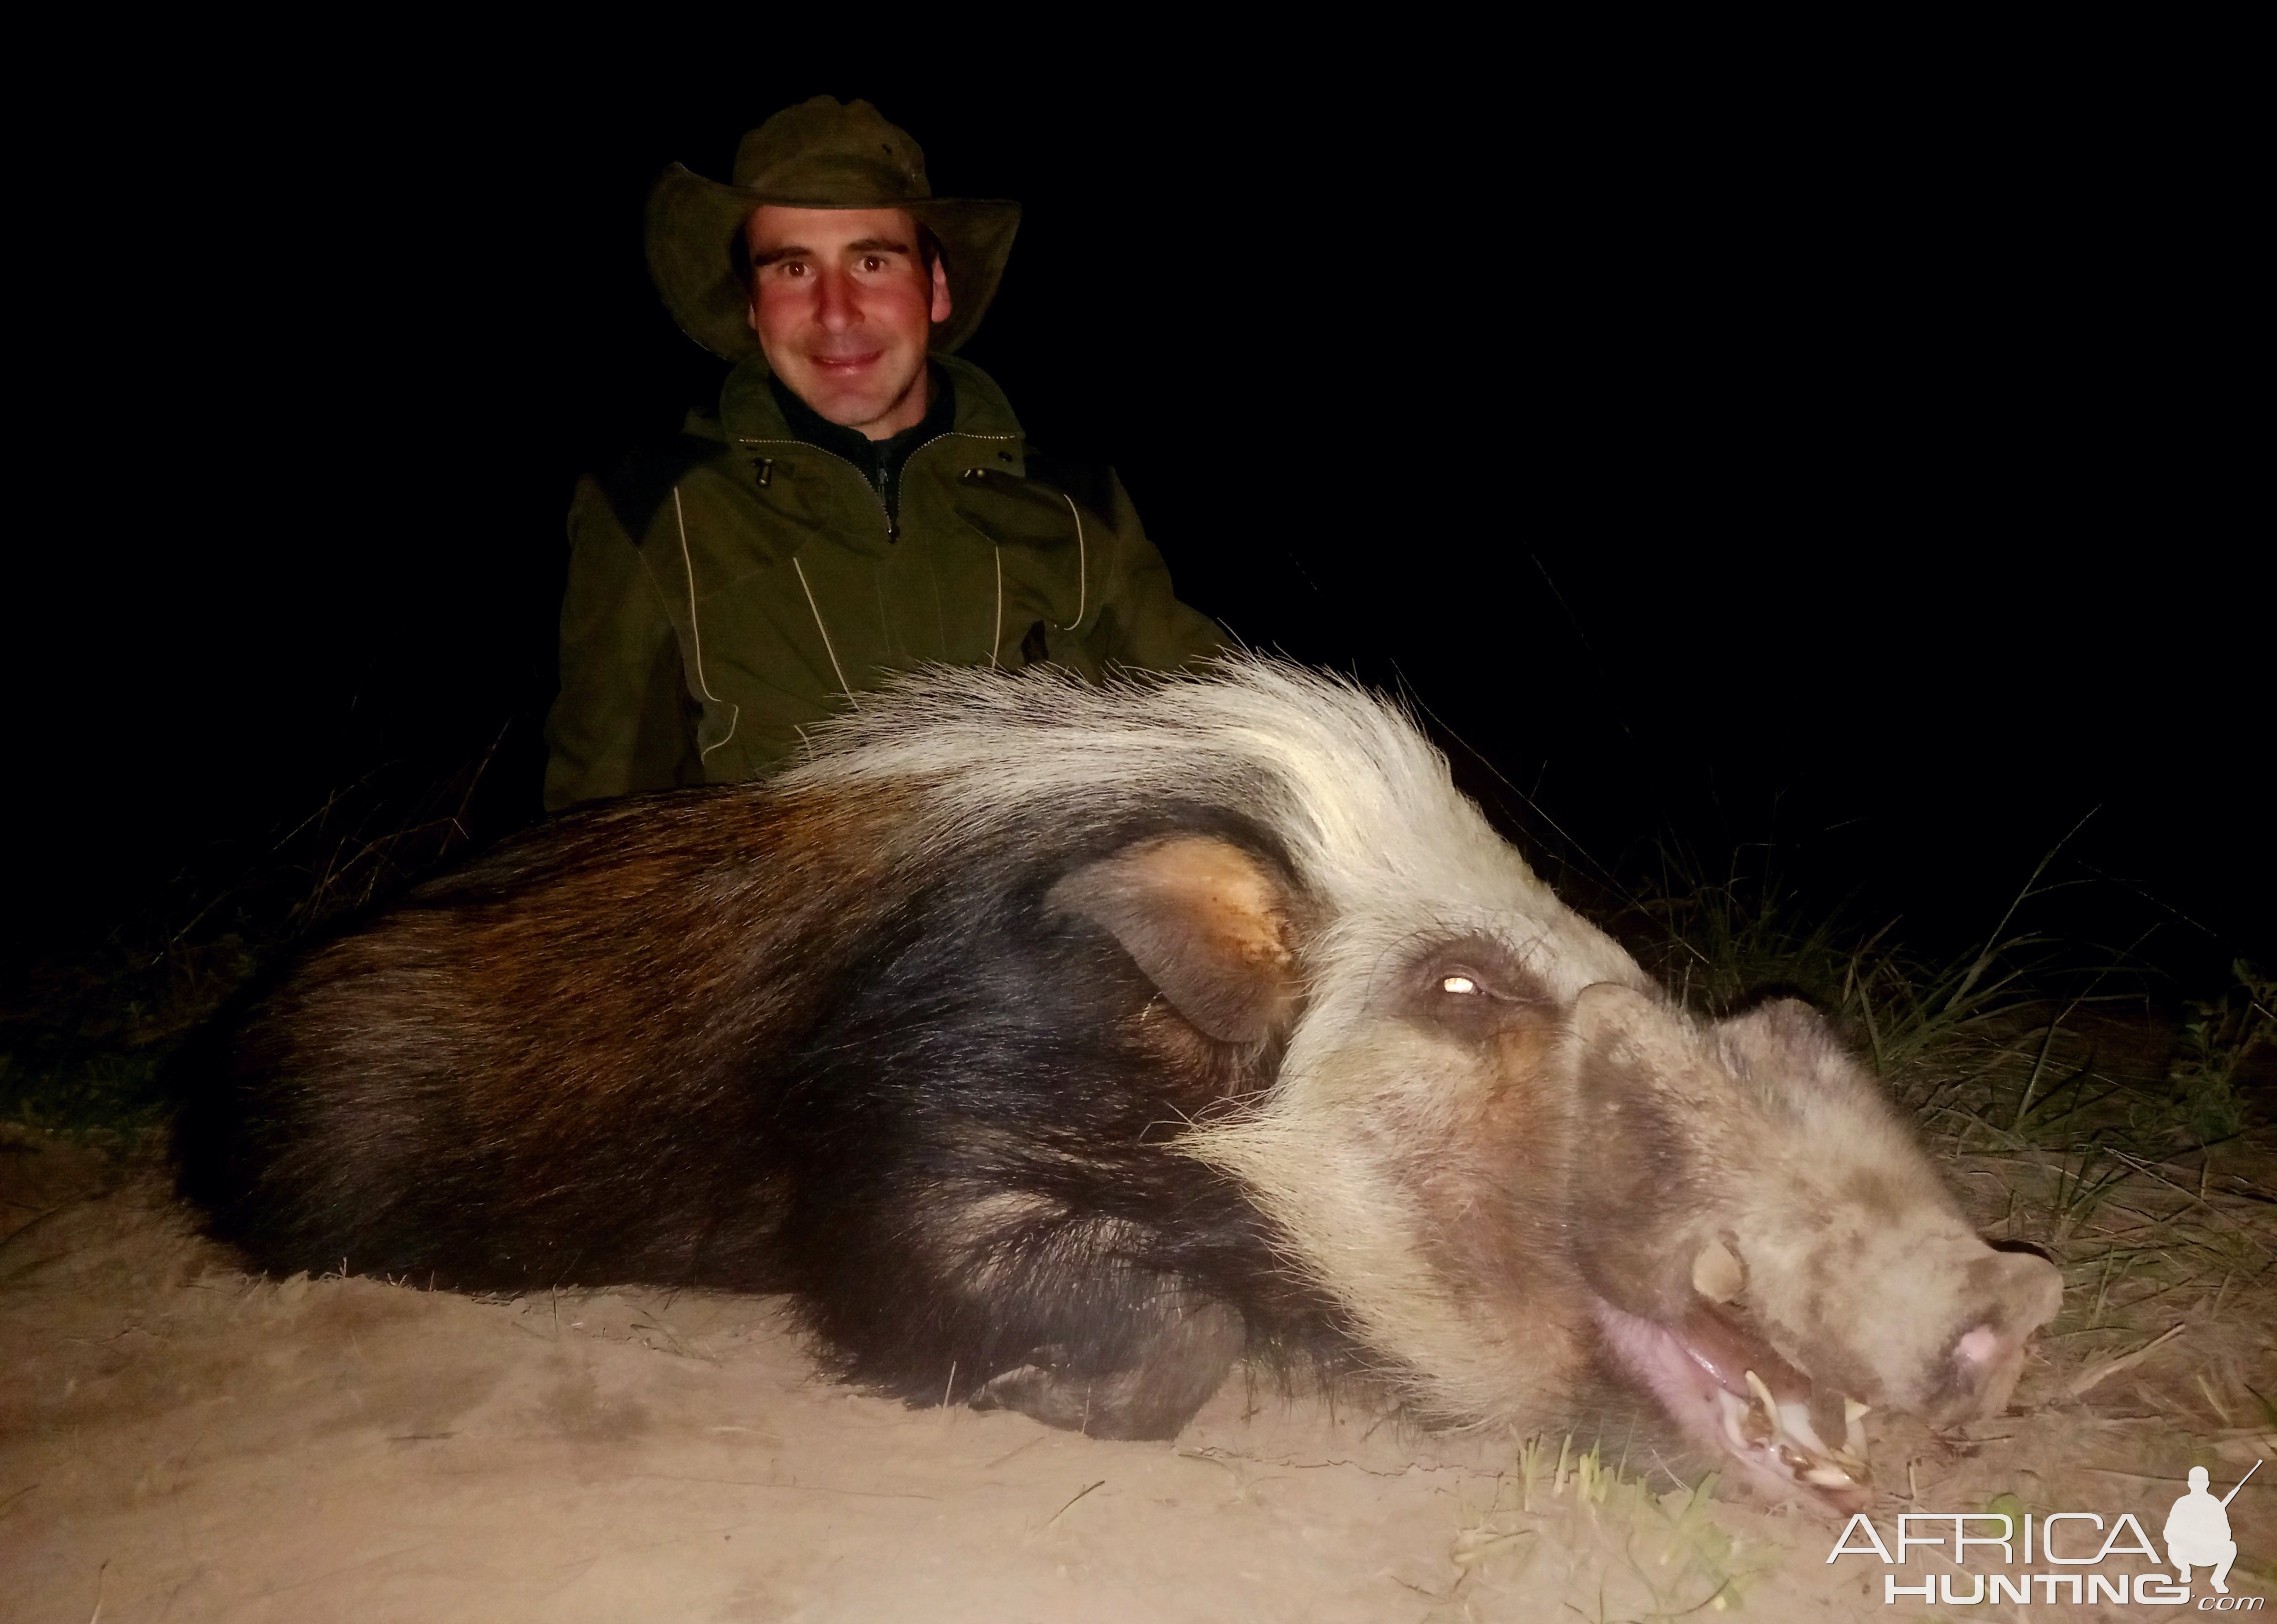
[177,783,923,1288]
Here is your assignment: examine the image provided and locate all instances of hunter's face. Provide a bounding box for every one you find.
[745,205,951,439]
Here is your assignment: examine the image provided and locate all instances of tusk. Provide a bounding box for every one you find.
[1744,1368,1781,1429]
[1844,1397,1871,1459]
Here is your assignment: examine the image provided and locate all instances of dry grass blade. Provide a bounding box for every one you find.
[2066,1321,2186,1398]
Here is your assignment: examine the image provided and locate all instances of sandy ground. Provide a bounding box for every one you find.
[2,1132,2270,1624]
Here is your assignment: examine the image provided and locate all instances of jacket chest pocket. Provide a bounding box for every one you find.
[683,466,865,595]
[753,460,867,538]
[949,470,1093,634]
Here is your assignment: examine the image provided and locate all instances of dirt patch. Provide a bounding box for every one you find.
[0,1132,2270,1622]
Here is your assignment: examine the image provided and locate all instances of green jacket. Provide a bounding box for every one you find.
[543,354,1225,810]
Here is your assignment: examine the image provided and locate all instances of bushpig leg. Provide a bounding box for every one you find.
[970,1284,1247,1440]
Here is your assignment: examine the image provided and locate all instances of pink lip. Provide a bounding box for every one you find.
[1593,1297,1874,1513]
[808,350,884,374]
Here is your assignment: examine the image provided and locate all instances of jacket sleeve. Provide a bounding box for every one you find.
[541,476,700,811]
[1079,469,1228,673]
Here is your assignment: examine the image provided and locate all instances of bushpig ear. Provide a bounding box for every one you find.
[1046,835,1302,1044]
[1714,997,1849,1090]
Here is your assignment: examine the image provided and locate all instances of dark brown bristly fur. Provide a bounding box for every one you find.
[181,784,919,1287]
[176,775,1351,1437]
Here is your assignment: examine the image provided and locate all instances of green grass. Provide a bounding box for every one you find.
[1622,836,2083,1093]
[1446,1436,1771,1618]
[1622,838,2267,1149]
[2163,961,2276,1145]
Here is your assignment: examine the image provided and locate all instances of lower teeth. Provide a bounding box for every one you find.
[1712,1382,1868,1496]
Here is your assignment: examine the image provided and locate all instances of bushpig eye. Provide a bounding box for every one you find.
[1405,940,1553,1036]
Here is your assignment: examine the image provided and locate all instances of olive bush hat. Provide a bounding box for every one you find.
[646,97,1021,360]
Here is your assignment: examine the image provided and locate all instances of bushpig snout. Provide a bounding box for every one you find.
[1568,986,2063,1468]
[1877,1240,2062,1423]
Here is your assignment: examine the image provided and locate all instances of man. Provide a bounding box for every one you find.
[544,97,1225,810]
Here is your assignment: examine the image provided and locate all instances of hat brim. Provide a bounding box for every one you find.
[645,162,1021,360]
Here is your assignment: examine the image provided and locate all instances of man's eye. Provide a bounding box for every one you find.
[861,255,886,271]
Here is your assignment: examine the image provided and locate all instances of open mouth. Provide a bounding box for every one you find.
[1592,1297,1874,1512]
[807,348,886,375]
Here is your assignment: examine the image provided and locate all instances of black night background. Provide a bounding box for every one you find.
[6,61,2265,999]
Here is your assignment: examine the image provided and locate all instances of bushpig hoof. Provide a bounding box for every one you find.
[969,1301,1246,1441]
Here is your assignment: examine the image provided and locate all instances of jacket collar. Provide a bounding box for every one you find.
[719,351,1025,447]
[767,367,957,473]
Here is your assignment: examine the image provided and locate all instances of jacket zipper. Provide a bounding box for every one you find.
[736,431,1020,544]
[729,429,1042,677]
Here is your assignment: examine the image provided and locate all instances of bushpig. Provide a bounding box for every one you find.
[175,661,2060,1506]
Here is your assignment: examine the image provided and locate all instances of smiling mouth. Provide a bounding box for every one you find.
[806,349,885,374]
[1593,1298,1874,1512]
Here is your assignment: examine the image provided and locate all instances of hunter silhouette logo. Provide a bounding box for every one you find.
[1826,1460,2266,1608]
[2168,1461,2257,1594]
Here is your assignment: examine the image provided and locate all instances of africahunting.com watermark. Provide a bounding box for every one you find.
[1826,1461,2263,1608]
